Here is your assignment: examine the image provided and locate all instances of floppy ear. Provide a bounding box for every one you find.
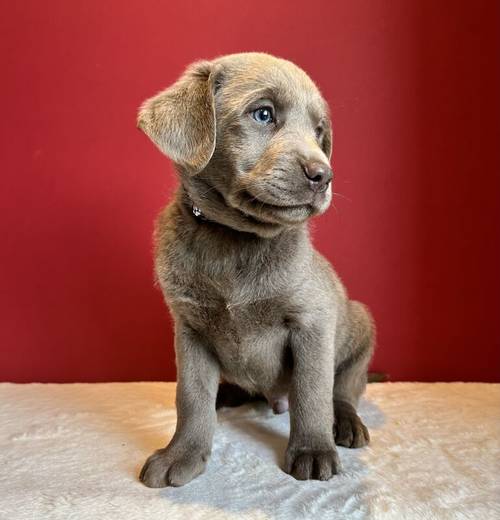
[137,61,217,174]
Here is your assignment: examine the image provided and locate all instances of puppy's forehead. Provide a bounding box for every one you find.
[215,53,327,115]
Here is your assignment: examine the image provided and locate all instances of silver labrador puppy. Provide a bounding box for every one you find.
[137,53,374,487]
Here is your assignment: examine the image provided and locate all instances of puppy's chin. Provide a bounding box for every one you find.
[227,185,332,226]
[309,185,332,216]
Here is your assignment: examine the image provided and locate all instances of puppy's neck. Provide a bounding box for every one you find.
[170,187,311,273]
[178,181,296,239]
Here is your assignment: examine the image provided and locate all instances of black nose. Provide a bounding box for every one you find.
[302,161,332,193]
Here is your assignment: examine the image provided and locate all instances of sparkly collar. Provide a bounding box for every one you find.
[185,192,207,221]
[191,203,206,221]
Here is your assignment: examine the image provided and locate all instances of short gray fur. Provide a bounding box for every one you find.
[137,53,375,487]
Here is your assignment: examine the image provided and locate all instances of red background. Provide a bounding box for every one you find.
[1,1,499,383]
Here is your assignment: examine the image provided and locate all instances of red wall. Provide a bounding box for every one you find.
[1,1,499,383]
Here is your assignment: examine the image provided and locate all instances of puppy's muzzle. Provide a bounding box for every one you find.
[302,160,333,193]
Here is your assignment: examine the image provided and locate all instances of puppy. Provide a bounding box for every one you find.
[137,53,374,487]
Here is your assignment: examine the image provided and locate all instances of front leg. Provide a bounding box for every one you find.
[140,322,219,487]
[285,324,340,481]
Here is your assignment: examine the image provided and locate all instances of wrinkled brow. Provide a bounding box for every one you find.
[219,86,286,116]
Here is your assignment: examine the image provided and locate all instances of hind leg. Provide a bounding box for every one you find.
[334,301,374,448]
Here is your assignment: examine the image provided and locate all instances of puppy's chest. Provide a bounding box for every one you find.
[217,296,292,387]
[172,270,288,333]
[169,262,289,350]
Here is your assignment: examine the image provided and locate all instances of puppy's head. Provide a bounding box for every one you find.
[139,53,333,237]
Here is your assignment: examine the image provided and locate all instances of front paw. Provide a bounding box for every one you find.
[285,445,340,481]
[139,445,210,488]
[334,400,370,448]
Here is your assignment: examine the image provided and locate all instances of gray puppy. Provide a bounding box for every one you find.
[137,53,374,487]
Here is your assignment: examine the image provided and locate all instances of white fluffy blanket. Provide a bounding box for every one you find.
[0,382,499,519]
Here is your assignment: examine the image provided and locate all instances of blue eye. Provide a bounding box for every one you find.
[252,107,274,124]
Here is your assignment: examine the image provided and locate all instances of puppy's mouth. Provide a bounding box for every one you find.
[187,176,330,234]
[230,189,320,225]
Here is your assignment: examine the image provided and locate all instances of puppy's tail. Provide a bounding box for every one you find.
[367,372,388,383]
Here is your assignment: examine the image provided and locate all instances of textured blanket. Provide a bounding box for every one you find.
[0,382,499,519]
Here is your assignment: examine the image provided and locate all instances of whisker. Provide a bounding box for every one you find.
[332,191,351,203]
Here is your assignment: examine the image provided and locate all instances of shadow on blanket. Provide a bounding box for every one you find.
[154,399,385,520]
